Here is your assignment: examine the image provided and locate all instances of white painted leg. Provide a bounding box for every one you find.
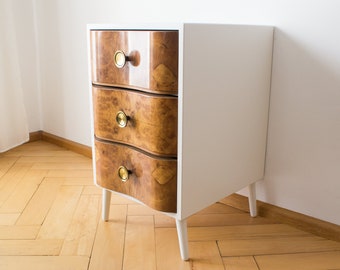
[102,189,111,221]
[248,182,257,217]
[175,219,189,261]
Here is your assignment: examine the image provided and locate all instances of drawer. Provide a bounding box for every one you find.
[92,86,178,157]
[95,139,177,212]
[90,30,178,95]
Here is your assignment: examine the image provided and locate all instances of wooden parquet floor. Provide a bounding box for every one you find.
[0,141,339,270]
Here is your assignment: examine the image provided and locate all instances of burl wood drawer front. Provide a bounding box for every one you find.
[92,86,177,157]
[95,139,177,212]
[90,30,178,95]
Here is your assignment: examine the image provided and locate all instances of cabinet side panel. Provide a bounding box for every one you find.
[180,24,273,219]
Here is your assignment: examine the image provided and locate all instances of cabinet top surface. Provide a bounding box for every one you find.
[87,23,184,31]
[87,23,273,31]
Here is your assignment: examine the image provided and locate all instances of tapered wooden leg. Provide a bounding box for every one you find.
[248,182,257,217]
[175,219,189,260]
[102,189,111,221]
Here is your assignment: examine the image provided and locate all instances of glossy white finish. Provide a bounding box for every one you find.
[102,189,111,221]
[175,219,189,260]
[248,183,257,217]
[178,24,273,219]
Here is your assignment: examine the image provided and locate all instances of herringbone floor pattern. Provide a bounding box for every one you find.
[0,141,339,269]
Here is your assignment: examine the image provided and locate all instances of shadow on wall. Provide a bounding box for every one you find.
[261,28,340,222]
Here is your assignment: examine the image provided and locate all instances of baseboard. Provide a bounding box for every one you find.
[220,193,340,242]
[29,130,43,142]
[29,131,92,158]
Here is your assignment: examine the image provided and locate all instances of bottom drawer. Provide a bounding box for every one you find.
[94,139,177,212]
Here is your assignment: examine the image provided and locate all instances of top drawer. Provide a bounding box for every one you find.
[90,30,178,95]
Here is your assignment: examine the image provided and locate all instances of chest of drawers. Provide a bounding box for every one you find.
[88,23,273,260]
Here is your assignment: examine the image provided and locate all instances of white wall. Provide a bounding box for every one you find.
[11,0,41,132]
[22,0,340,224]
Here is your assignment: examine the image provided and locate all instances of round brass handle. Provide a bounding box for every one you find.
[114,50,127,68]
[118,166,130,182]
[116,111,128,128]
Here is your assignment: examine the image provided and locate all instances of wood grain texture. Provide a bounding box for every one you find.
[90,30,178,95]
[16,179,64,225]
[0,213,20,225]
[41,132,92,158]
[0,164,32,207]
[0,239,63,255]
[1,141,340,269]
[155,228,191,270]
[155,213,277,228]
[95,140,177,212]
[221,193,340,242]
[88,205,127,270]
[28,130,43,142]
[0,256,89,270]
[189,241,225,270]
[37,186,83,239]
[60,195,100,256]
[223,257,259,270]
[188,224,310,241]
[255,251,340,270]
[0,225,40,240]
[123,216,156,270]
[0,169,46,213]
[0,157,18,178]
[93,86,177,157]
[218,235,340,256]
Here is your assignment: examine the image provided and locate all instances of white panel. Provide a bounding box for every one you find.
[180,24,273,219]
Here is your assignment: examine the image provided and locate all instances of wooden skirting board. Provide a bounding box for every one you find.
[220,193,340,242]
[29,131,340,243]
[29,131,92,158]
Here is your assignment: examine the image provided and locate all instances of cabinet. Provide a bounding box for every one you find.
[88,23,273,260]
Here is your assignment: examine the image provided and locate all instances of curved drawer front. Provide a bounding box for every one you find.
[90,30,178,95]
[95,140,177,212]
[92,86,178,157]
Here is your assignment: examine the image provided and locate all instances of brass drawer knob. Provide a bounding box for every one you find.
[116,111,128,128]
[114,50,127,68]
[118,166,130,182]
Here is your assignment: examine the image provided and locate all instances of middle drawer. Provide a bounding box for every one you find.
[92,86,178,157]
